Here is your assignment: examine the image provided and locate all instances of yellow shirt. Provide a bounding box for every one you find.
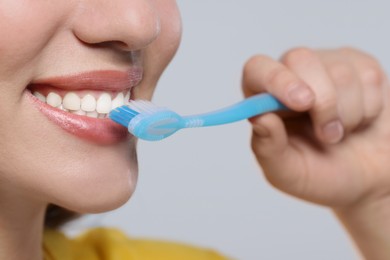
[43,227,228,260]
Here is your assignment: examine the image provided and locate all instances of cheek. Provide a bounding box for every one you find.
[135,0,182,100]
[0,1,68,75]
[154,0,182,68]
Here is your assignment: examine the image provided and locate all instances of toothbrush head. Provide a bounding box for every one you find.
[109,100,183,141]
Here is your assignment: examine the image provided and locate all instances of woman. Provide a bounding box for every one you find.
[1,0,389,259]
[1,1,183,259]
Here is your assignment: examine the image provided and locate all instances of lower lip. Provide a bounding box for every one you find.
[26,91,130,145]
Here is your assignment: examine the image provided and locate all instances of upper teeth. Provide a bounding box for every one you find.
[32,90,130,118]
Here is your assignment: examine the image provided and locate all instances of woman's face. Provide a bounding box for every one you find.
[0,0,181,212]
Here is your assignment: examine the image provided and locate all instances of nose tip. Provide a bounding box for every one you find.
[72,1,161,51]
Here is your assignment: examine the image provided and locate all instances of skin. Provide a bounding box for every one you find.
[0,0,181,259]
[243,47,390,259]
[0,1,388,259]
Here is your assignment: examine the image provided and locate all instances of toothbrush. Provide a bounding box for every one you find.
[109,93,286,141]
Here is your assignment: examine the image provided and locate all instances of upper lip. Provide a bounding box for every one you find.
[30,68,143,91]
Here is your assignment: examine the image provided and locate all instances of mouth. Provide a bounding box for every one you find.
[28,85,131,119]
[26,69,142,145]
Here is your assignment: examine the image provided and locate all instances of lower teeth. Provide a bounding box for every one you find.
[54,106,109,118]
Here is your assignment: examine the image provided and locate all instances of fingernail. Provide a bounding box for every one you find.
[322,120,344,144]
[287,84,314,107]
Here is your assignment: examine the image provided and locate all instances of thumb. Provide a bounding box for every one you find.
[250,113,306,195]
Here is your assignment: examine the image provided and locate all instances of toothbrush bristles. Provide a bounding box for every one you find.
[109,106,140,127]
[128,100,162,114]
[117,106,139,116]
[109,100,166,128]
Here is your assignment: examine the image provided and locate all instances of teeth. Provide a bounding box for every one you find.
[47,93,62,108]
[63,92,81,110]
[33,92,46,102]
[32,90,131,118]
[81,94,96,112]
[96,93,112,114]
[124,91,130,104]
[86,111,98,118]
[111,93,124,109]
[72,109,86,116]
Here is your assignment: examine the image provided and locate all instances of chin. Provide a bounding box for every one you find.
[33,138,140,214]
[54,164,138,214]
[66,149,138,214]
[68,178,137,214]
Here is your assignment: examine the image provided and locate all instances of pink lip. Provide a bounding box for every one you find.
[27,92,129,145]
[26,70,141,145]
[31,69,143,91]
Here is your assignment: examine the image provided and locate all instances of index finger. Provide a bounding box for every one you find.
[242,55,315,112]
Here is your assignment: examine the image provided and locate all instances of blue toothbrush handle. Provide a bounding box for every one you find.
[182,93,287,128]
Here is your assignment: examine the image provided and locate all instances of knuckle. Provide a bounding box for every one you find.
[338,46,360,55]
[361,66,384,87]
[328,63,354,86]
[315,96,337,114]
[242,55,274,92]
[281,47,317,68]
[342,110,363,132]
[338,47,384,87]
[363,99,383,123]
[265,67,304,94]
[251,137,267,159]
[339,46,376,62]
[265,67,292,87]
[363,110,380,124]
[243,55,270,76]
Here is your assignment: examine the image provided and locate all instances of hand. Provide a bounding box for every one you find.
[242,47,390,208]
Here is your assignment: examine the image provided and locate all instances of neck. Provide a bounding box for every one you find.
[0,193,46,260]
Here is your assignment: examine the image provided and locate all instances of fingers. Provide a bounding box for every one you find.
[243,47,386,145]
[250,113,288,160]
[281,48,343,143]
[250,113,304,192]
[340,48,386,124]
[243,47,387,204]
[242,55,315,111]
[318,52,364,133]
[243,48,344,144]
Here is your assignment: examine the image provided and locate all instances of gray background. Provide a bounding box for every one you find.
[65,1,390,259]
